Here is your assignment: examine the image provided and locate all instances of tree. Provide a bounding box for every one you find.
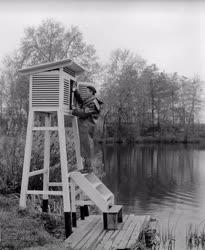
[177,76,202,140]
[20,19,100,81]
[139,64,159,133]
[100,48,203,141]
[100,49,146,139]
[0,18,100,134]
[0,74,7,133]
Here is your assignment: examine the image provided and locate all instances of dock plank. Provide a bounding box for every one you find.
[65,214,149,250]
[89,229,108,250]
[83,222,104,249]
[126,216,149,249]
[103,215,129,250]
[117,215,140,249]
[111,214,135,249]
[76,218,103,249]
[89,215,129,250]
[66,215,100,249]
[95,230,116,250]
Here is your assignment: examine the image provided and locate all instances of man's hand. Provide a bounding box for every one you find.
[72,108,89,119]
[72,82,77,92]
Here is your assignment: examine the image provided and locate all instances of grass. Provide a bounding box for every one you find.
[186,221,205,249]
[0,194,65,249]
[131,214,184,250]
[0,193,101,250]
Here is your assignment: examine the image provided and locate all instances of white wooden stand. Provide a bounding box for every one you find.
[19,108,83,237]
[19,60,122,238]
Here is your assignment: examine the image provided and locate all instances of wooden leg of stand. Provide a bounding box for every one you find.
[84,205,89,217]
[58,111,72,238]
[42,114,51,212]
[72,117,83,170]
[19,111,34,209]
[70,179,77,227]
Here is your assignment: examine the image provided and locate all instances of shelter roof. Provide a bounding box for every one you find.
[19,59,84,75]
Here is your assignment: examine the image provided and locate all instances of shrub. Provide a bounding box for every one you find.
[0,128,77,194]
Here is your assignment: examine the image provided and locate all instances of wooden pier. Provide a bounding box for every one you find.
[65,214,149,250]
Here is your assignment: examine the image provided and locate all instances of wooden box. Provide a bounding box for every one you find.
[103,205,123,230]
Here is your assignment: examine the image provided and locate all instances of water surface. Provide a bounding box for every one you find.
[102,144,205,249]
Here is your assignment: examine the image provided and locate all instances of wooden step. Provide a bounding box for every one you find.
[70,171,114,212]
[101,193,113,202]
[107,205,122,214]
[103,205,123,230]
[75,200,95,206]
[92,182,102,189]
[96,184,113,197]
[84,173,103,189]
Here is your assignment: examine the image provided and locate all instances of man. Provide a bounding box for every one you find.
[72,83,103,173]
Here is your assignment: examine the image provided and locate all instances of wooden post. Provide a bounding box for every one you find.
[103,205,123,230]
[42,113,51,212]
[58,111,72,237]
[80,206,85,220]
[70,179,77,227]
[84,205,89,217]
[72,116,83,170]
[19,111,34,209]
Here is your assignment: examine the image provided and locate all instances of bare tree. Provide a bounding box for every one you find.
[0,18,100,135]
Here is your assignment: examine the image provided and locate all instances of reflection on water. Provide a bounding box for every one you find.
[101,144,205,249]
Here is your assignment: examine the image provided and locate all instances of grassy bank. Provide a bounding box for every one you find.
[0,194,66,249]
[0,194,101,250]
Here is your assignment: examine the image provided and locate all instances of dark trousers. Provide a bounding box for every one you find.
[78,119,95,171]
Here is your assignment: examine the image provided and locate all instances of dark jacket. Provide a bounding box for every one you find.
[72,90,103,124]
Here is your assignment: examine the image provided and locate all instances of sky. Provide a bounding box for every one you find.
[0,0,204,81]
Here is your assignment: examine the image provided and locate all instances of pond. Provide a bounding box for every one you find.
[101,143,205,249]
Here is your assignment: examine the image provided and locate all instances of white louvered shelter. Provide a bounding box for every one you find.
[19,59,85,238]
[19,59,84,113]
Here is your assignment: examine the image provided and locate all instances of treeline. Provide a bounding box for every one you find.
[100,50,203,142]
[0,19,203,141]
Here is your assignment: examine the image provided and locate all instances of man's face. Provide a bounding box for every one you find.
[87,88,94,98]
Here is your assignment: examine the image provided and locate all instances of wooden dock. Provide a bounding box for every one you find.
[65,214,149,250]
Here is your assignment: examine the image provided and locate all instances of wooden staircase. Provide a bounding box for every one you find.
[69,171,123,229]
[70,172,114,211]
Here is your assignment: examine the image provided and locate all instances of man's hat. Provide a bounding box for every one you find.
[87,85,97,94]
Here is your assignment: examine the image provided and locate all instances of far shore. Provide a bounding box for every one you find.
[96,136,203,144]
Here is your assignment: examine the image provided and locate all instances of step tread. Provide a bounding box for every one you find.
[101,193,113,201]
[107,205,122,213]
[92,182,102,189]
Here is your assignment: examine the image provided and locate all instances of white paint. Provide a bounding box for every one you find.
[19,110,34,209]
[43,114,51,200]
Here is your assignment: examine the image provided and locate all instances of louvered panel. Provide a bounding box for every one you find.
[78,84,89,100]
[32,74,59,107]
[64,79,70,107]
[63,67,75,77]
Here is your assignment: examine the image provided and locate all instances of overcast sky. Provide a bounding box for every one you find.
[0,0,204,81]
